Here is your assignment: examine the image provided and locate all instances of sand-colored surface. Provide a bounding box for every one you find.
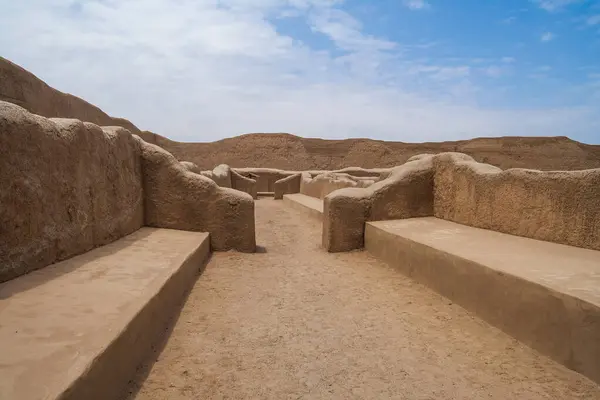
[125,199,600,400]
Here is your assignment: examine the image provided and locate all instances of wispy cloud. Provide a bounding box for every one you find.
[402,0,431,10]
[532,0,582,12]
[501,57,516,63]
[541,31,555,41]
[501,16,517,24]
[587,14,600,25]
[482,66,510,78]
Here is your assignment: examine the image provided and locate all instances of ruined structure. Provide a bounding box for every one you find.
[1,57,600,399]
[0,101,255,283]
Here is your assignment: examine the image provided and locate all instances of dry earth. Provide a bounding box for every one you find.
[124,199,600,400]
[154,133,600,171]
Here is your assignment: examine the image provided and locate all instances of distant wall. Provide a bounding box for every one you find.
[231,170,258,199]
[433,153,600,251]
[234,168,294,192]
[274,173,301,200]
[301,172,377,200]
[0,101,144,282]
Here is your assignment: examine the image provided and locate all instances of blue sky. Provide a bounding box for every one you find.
[1,0,599,143]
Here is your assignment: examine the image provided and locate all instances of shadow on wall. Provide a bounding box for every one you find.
[322,153,600,253]
[0,101,256,283]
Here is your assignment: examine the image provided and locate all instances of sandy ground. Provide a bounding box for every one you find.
[125,199,600,400]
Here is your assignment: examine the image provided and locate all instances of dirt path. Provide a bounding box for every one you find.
[126,199,600,400]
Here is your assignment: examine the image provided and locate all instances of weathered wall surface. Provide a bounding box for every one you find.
[323,152,600,252]
[234,168,294,192]
[140,141,256,252]
[433,153,600,251]
[0,101,144,282]
[323,156,435,252]
[301,172,377,200]
[274,173,301,200]
[231,170,258,199]
[179,161,201,174]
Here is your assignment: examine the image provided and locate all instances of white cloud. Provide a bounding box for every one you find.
[501,57,516,63]
[402,0,431,10]
[532,0,581,11]
[587,14,600,25]
[483,66,507,78]
[0,0,597,144]
[541,32,555,41]
[501,16,517,24]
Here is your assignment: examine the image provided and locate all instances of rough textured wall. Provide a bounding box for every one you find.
[234,168,294,192]
[433,153,600,251]
[139,141,256,252]
[323,152,600,252]
[231,170,258,199]
[179,161,201,174]
[323,156,435,252]
[274,173,301,200]
[0,101,144,282]
[301,172,376,200]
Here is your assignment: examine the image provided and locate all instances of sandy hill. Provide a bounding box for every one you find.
[2,56,599,171]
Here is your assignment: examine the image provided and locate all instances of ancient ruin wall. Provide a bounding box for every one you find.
[180,161,202,174]
[323,152,600,252]
[274,173,301,200]
[323,156,435,252]
[231,169,258,199]
[301,172,378,200]
[0,101,144,282]
[433,153,600,251]
[139,141,256,252]
[234,168,295,192]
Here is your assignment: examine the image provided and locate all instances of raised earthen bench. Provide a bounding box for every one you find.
[365,217,600,384]
[282,193,323,220]
[0,228,210,400]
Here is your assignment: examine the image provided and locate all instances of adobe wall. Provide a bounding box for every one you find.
[301,172,377,200]
[323,152,600,252]
[234,168,294,192]
[231,170,258,199]
[180,161,201,174]
[433,153,600,251]
[0,102,257,282]
[274,173,301,200]
[140,142,256,252]
[323,156,435,252]
[0,101,144,282]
